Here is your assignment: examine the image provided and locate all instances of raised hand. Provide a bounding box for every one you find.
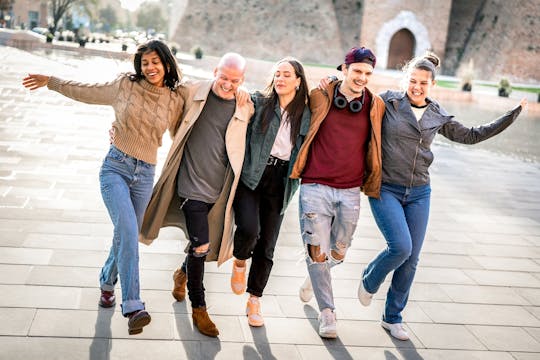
[22,74,50,90]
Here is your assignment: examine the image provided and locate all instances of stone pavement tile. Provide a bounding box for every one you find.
[0,264,32,284]
[467,325,540,352]
[408,283,453,302]
[420,253,483,269]
[297,345,427,360]
[272,244,306,262]
[205,292,284,317]
[49,249,107,267]
[418,302,540,326]
[333,319,421,348]
[0,308,35,335]
[336,298,432,323]
[421,240,485,256]
[475,244,540,258]
[239,316,324,346]
[29,308,174,340]
[139,252,184,270]
[451,214,540,227]
[27,265,99,287]
[0,231,26,246]
[23,233,109,251]
[427,230,475,243]
[139,239,186,254]
[470,256,540,272]
[24,220,112,237]
[440,284,530,305]
[0,336,109,360]
[471,223,539,237]
[510,353,540,360]
[468,232,537,246]
[414,266,476,285]
[0,284,81,309]
[205,342,302,360]
[525,326,540,342]
[416,349,515,360]
[524,235,540,246]
[407,323,486,350]
[0,247,53,265]
[525,306,540,321]
[173,314,244,342]
[108,338,194,360]
[463,269,540,287]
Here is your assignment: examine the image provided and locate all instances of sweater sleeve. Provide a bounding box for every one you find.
[47,74,125,106]
[438,105,523,145]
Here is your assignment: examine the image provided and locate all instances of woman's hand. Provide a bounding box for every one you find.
[109,127,116,144]
[318,76,338,92]
[235,87,252,107]
[22,74,50,90]
[519,97,528,110]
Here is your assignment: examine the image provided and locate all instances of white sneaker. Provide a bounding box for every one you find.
[381,320,409,341]
[299,276,313,302]
[357,279,373,306]
[318,308,337,338]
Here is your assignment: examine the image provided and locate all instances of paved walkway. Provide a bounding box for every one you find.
[1,45,540,360]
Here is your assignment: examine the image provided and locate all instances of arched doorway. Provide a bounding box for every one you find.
[387,28,415,70]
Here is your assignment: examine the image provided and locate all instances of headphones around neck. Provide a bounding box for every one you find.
[333,85,365,113]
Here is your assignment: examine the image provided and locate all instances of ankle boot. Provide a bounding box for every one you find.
[192,306,219,337]
[172,267,187,302]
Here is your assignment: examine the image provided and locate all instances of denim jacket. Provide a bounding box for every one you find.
[380,90,523,187]
[241,92,311,213]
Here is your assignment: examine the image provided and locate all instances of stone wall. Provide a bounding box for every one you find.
[171,0,539,82]
[453,0,539,83]
[170,0,345,66]
[359,0,452,69]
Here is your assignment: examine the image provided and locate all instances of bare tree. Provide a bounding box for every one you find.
[48,0,97,34]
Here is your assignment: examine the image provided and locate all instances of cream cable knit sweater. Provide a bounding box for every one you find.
[48,73,186,164]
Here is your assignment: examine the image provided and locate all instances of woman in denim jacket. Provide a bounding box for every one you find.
[229,58,311,326]
[357,52,527,341]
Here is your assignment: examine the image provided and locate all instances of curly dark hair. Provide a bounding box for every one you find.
[130,39,182,90]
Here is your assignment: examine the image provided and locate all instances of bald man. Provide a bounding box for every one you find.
[140,53,254,337]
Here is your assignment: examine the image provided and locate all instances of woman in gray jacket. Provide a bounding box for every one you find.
[357,52,527,341]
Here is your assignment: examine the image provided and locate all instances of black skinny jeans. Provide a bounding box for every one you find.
[233,162,287,297]
[180,199,213,308]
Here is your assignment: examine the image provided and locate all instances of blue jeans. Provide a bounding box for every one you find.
[99,146,155,316]
[365,183,431,324]
[299,183,361,311]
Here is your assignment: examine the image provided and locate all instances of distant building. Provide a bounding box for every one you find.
[7,0,47,30]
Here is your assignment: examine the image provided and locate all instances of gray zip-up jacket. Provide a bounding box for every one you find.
[380,90,523,187]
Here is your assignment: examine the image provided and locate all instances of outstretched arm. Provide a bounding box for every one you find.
[22,74,50,90]
[439,98,527,144]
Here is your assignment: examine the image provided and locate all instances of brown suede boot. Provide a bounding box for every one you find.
[192,306,219,337]
[172,267,187,302]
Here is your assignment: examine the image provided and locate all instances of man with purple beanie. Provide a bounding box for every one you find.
[290,47,385,338]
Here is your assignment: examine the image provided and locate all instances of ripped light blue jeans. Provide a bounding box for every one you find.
[299,183,361,311]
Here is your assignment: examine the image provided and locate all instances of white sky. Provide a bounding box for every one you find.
[120,0,157,12]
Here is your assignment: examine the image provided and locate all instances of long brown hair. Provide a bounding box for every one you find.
[260,57,309,144]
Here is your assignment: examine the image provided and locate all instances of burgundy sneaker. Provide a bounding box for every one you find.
[99,290,116,308]
[127,310,151,335]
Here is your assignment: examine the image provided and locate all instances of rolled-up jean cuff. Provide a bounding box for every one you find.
[121,299,145,316]
[100,284,115,292]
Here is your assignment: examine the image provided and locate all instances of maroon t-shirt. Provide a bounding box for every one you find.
[302,90,372,189]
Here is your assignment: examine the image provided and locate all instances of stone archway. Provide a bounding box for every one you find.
[375,11,431,69]
[387,28,415,70]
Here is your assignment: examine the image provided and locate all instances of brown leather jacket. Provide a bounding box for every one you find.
[290,81,385,198]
